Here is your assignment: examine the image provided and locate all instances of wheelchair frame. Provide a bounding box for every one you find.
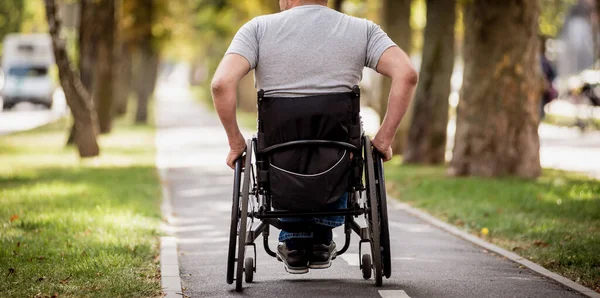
[226,88,392,292]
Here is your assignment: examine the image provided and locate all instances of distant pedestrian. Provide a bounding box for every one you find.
[540,36,557,120]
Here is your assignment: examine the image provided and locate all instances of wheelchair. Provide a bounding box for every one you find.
[227,86,391,292]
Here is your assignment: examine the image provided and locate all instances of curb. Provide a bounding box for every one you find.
[388,198,600,298]
[158,167,184,298]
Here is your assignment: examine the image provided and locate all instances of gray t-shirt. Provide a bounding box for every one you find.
[225,4,397,97]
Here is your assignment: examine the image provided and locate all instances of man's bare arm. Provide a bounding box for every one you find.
[372,46,418,161]
[211,53,252,168]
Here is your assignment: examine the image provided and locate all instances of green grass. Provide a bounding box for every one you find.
[385,159,600,292]
[0,119,162,297]
[544,113,600,130]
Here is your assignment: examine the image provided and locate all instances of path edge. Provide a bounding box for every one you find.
[388,198,600,298]
[158,167,184,297]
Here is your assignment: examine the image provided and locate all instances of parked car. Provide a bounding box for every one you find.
[1,34,55,110]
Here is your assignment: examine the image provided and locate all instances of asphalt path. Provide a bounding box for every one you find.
[156,84,588,298]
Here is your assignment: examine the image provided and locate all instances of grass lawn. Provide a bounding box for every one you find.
[544,113,600,130]
[0,118,162,297]
[385,160,600,292]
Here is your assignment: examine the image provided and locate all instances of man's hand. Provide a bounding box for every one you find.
[371,136,393,162]
[226,135,247,169]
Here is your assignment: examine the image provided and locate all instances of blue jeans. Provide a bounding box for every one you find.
[278,193,348,242]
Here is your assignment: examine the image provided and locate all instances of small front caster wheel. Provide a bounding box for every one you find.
[244,257,254,283]
[362,254,372,280]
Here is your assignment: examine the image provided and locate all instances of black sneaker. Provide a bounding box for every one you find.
[276,242,309,274]
[309,241,337,269]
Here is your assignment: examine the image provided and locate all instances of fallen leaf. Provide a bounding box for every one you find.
[37,256,45,261]
[37,277,45,282]
[59,275,71,284]
[9,214,19,222]
[533,240,550,247]
[51,292,59,298]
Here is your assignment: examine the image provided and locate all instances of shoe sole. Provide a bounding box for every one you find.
[309,250,337,269]
[276,253,309,274]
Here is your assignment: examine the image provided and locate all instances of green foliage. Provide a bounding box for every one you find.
[539,0,577,37]
[0,0,24,55]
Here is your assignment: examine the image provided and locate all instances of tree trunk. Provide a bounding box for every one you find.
[379,0,413,155]
[132,0,157,124]
[78,0,96,91]
[449,0,541,178]
[404,0,455,164]
[45,0,99,158]
[67,0,98,144]
[332,0,344,11]
[93,0,116,133]
[114,43,132,116]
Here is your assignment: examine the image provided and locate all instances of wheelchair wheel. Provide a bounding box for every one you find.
[226,156,243,285]
[363,136,383,286]
[361,254,372,280]
[244,257,254,283]
[235,139,253,292]
[374,151,392,279]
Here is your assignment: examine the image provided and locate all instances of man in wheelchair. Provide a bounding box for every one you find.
[211,0,417,280]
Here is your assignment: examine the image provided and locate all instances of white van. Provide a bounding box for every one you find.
[1,34,55,110]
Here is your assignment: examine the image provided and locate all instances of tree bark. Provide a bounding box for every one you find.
[379,0,413,155]
[332,0,344,11]
[78,0,97,91]
[67,0,98,144]
[132,0,158,124]
[449,0,541,178]
[114,43,132,116]
[45,0,99,158]
[404,0,455,164]
[93,0,116,133]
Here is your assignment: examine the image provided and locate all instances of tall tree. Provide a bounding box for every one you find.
[132,0,158,124]
[78,0,97,91]
[67,0,98,144]
[449,0,541,178]
[404,0,456,164]
[0,0,24,43]
[113,0,132,116]
[379,0,412,154]
[44,0,99,157]
[93,0,116,133]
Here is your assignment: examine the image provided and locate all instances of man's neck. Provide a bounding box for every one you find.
[296,0,327,7]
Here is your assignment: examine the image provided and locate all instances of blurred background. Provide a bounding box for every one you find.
[1,1,600,296]
[0,0,599,177]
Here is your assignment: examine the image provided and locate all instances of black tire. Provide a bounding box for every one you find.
[362,254,372,280]
[364,136,383,287]
[244,257,254,283]
[235,139,253,292]
[374,152,392,279]
[226,158,243,285]
[3,103,14,110]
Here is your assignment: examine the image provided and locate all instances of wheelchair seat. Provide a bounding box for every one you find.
[256,89,362,211]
